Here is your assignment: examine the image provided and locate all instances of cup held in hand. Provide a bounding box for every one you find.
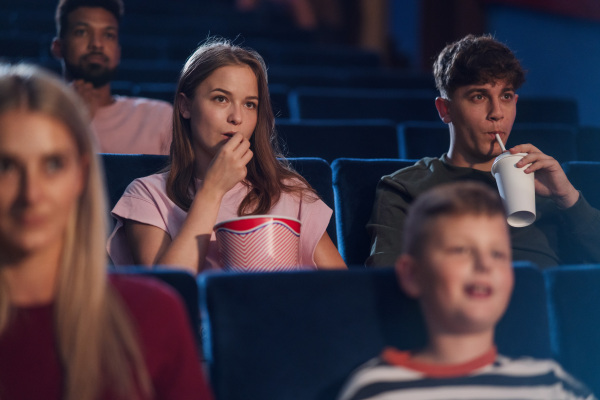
[491,152,536,227]
[214,215,301,272]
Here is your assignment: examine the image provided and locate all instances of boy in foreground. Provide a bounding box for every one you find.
[340,181,595,399]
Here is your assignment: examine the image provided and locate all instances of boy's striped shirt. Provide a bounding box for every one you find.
[338,347,595,400]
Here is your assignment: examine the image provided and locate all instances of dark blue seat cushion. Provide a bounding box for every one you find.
[290,88,438,122]
[101,153,169,211]
[544,265,600,395]
[199,264,550,400]
[331,158,415,266]
[515,97,579,125]
[562,161,600,210]
[576,126,600,161]
[277,119,399,162]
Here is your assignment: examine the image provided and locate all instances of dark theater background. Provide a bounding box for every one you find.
[1,0,600,399]
[1,0,599,126]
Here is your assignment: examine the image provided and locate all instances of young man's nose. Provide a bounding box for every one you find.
[488,98,504,121]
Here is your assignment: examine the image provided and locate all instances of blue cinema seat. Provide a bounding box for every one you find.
[267,66,435,90]
[127,82,176,103]
[116,60,182,84]
[576,126,600,162]
[199,264,549,400]
[544,265,600,396]
[276,119,399,162]
[515,97,579,125]
[101,154,169,211]
[331,158,416,267]
[269,84,291,119]
[289,87,438,122]
[396,121,447,159]
[397,122,578,162]
[248,41,382,68]
[562,161,600,210]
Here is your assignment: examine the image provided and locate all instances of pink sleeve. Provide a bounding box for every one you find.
[107,175,172,266]
[298,197,333,267]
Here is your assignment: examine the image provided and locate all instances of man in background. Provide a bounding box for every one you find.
[51,0,172,155]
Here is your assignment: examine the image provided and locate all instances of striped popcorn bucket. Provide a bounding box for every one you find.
[214,216,301,272]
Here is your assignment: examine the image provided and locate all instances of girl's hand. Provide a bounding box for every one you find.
[510,144,579,209]
[203,132,253,197]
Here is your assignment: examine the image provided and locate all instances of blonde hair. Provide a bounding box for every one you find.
[0,64,151,399]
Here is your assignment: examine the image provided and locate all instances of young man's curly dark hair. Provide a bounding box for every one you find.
[433,34,526,98]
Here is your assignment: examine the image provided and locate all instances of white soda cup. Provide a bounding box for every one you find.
[491,152,536,227]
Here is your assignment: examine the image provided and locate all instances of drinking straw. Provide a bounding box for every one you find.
[495,133,507,152]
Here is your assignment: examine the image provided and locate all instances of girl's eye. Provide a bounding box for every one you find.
[246,101,258,109]
[214,96,227,103]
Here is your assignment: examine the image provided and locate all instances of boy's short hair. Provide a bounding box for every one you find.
[403,181,506,257]
[433,34,526,98]
[55,0,124,38]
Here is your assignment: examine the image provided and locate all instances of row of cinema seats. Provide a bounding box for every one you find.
[0,11,383,70]
[99,82,600,164]
[115,263,600,400]
[284,89,579,124]
[277,120,600,163]
[94,117,600,167]
[101,154,600,267]
[103,81,579,125]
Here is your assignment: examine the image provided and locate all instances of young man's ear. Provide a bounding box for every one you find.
[395,254,421,298]
[435,97,452,124]
[51,37,63,60]
[178,92,191,119]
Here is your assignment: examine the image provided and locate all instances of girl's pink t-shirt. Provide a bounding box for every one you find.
[107,172,332,270]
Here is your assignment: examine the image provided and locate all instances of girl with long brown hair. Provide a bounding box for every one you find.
[108,39,346,273]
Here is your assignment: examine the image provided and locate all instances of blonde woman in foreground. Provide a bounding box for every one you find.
[0,64,213,400]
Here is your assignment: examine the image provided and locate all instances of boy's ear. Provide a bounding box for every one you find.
[178,92,191,119]
[395,254,421,298]
[51,37,63,60]
[435,97,451,124]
